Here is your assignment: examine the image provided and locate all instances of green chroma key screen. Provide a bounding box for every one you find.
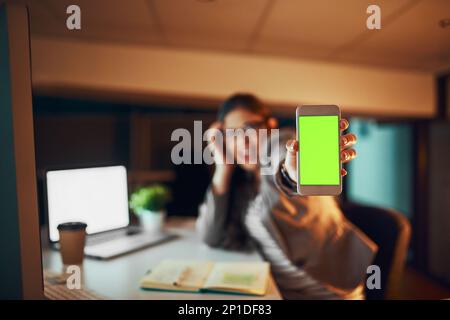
[298,115,340,185]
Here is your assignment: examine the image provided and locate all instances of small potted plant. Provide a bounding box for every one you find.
[129,184,171,232]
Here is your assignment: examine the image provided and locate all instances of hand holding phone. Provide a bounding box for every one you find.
[284,105,357,196]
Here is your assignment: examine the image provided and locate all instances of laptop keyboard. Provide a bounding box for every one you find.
[85,227,140,246]
[86,230,126,246]
[84,231,174,259]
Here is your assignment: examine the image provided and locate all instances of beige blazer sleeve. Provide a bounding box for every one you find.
[269,193,378,291]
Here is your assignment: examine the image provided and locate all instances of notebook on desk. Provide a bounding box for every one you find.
[140,260,270,296]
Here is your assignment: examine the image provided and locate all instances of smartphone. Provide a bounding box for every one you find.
[296,105,342,196]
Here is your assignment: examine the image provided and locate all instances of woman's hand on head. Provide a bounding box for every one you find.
[284,118,357,183]
[206,121,234,194]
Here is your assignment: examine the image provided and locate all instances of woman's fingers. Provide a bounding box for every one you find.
[286,139,299,154]
[341,148,357,163]
[339,119,349,132]
[210,121,223,130]
[206,122,223,146]
[340,133,357,149]
[284,139,298,183]
[207,122,222,141]
[285,139,298,167]
[339,120,355,176]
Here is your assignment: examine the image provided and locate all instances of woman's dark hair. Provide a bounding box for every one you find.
[215,94,272,250]
[218,93,271,121]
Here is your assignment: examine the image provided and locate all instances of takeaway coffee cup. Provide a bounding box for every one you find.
[57,222,87,265]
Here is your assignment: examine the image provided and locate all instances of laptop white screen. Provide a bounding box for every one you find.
[46,166,130,242]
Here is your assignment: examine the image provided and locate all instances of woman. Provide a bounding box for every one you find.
[196,93,377,299]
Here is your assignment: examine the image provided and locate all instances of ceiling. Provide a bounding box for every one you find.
[19,0,450,72]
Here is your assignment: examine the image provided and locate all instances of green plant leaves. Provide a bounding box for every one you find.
[129,184,171,213]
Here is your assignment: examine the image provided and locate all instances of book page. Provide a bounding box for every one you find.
[203,262,270,296]
[140,260,214,291]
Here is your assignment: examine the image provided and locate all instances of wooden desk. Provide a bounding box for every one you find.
[42,218,282,300]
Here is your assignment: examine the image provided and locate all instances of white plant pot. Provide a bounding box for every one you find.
[138,209,166,232]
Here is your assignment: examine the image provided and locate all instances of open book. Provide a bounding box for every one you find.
[140,260,270,296]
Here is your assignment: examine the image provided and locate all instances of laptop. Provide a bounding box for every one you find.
[45,165,176,259]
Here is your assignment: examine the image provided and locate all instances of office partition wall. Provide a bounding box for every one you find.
[0,3,44,299]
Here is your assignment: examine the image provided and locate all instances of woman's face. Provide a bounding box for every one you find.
[223,107,268,172]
